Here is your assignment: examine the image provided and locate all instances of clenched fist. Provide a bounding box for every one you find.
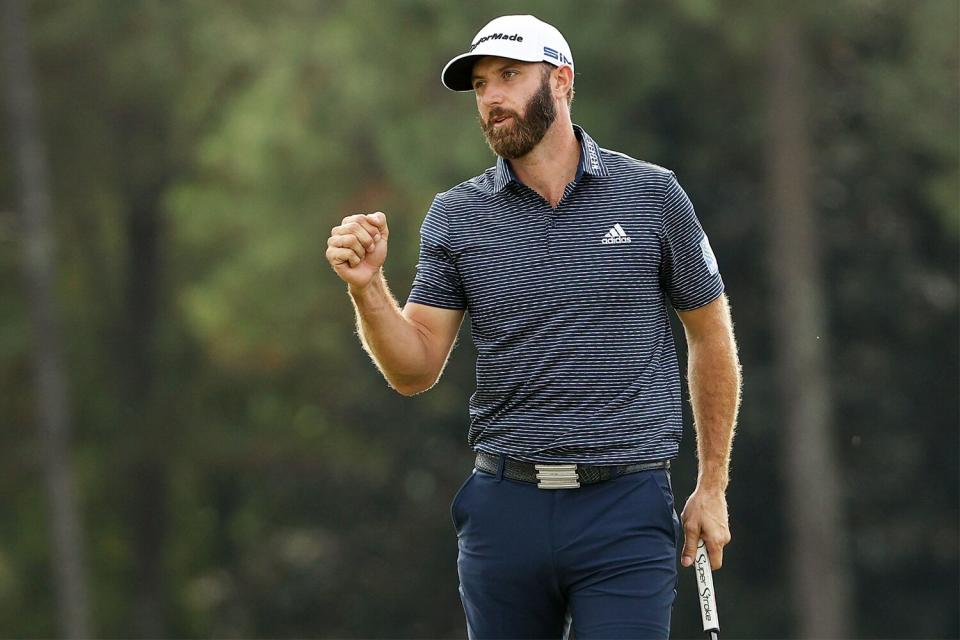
[326,212,389,290]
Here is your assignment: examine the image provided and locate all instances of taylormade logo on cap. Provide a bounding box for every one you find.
[441,15,574,92]
[469,33,524,51]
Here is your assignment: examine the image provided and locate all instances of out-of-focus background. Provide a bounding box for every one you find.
[1,0,957,638]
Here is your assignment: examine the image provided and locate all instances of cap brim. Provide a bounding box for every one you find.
[440,49,546,92]
[441,53,483,92]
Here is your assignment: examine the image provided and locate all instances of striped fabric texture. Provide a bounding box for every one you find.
[407,125,724,464]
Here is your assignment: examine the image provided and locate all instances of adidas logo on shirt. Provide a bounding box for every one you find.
[601,223,632,244]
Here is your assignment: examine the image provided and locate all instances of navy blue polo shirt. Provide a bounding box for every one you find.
[407,125,724,464]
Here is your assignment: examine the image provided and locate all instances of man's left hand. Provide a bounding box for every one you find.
[680,486,731,570]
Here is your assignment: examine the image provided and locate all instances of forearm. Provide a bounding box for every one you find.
[686,323,742,492]
[349,270,433,392]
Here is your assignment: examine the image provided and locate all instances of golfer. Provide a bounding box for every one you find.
[326,15,741,639]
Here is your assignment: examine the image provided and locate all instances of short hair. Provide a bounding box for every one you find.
[541,63,575,107]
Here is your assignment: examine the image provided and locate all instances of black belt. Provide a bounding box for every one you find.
[475,452,670,489]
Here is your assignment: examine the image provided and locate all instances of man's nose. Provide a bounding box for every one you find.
[480,85,505,109]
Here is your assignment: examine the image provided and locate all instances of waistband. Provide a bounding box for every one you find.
[474,452,670,489]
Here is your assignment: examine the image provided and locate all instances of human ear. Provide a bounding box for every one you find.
[554,65,574,99]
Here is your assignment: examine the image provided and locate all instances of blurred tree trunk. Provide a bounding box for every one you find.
[764,13,854,638]
[118,140,170,638]
[0,0,92,637]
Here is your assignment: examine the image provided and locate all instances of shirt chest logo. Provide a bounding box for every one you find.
[600,223,632,245]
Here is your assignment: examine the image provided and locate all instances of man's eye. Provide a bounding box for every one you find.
[504,70,517,79]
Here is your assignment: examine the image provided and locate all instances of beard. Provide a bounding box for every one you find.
[479,72,557,160]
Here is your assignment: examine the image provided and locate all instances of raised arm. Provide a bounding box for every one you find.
[675,294,742,570]
[327,212,464,395]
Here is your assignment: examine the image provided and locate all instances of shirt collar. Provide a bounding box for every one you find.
[492,123,609,193]
[574,124,609,178]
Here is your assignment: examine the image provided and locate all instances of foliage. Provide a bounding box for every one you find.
[0,0,956,636]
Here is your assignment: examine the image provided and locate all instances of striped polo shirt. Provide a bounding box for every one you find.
[407,125,724,464]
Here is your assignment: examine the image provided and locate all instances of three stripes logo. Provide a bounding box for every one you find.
[601,223,632,245]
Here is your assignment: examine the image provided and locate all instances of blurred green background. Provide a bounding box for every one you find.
[1,0,957,638]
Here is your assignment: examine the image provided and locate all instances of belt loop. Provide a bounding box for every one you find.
[496,454,505,482]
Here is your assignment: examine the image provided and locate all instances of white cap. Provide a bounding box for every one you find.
[441,15,574,92]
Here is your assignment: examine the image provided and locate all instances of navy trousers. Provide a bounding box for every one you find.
[451,458,680,639]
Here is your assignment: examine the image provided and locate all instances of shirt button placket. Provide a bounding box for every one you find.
[544,205,557,255]
[546,183,576,255]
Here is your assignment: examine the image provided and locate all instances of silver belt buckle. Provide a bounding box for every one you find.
[534,464,580,489]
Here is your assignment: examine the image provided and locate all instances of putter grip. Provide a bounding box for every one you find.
[695,539,720,636]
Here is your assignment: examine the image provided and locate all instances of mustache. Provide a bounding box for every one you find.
[484,107,520,128]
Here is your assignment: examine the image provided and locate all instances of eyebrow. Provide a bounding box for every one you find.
[471,62,520,82]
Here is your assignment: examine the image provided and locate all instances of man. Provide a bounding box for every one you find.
[326,14,741,639]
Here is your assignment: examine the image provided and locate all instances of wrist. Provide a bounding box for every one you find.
[696,480,728,495]
[348,270,385,303]
[696,462,729,493]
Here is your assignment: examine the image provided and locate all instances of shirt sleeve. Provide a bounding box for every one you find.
[659,172,725,311]
[406,195,467,310]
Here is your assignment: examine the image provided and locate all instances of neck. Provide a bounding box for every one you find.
[506,111,579,208]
